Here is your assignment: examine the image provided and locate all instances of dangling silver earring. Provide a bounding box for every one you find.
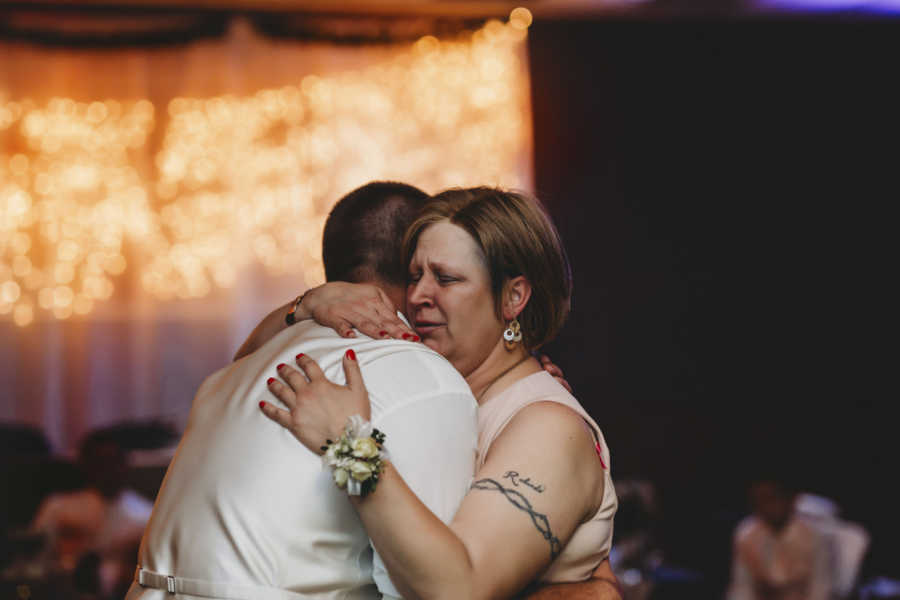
[503,318,522,350]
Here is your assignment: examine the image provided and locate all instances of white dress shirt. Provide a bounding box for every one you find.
[127,319,477,600]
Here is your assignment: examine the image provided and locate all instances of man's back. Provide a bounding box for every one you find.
[128,320,476,599]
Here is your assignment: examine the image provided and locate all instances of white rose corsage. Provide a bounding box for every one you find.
[321,415,388,497]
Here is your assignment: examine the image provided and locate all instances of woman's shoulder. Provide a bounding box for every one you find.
[480,371,588,442]
[477,370,601,469]
[487,369,570,402]
[506,398,590,442]
[489,371,585,418]
[489,378,593,460]
[501,375,604,469]
[487,393,606,512]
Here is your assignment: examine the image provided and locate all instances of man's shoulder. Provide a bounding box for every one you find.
[240,319,450,371]
[226,320,472,408]
[351,340,475,420]
[361,342,469,394]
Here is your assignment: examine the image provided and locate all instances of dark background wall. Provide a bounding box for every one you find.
[529,17,896,590]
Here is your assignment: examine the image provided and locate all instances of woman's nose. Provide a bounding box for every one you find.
[408,276,434,307]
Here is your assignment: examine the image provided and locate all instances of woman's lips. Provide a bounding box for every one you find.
[414,322,445,335]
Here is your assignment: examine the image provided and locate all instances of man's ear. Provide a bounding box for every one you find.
[502,276,532,321]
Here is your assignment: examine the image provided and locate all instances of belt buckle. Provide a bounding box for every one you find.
[166,575,176,593]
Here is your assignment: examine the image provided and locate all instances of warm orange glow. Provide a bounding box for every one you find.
[1,15,533,326]
[509,7,534,30]
[1,93,157,326]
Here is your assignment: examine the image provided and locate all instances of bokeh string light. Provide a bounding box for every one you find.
[1,98,156,326]
[1,9,533,326]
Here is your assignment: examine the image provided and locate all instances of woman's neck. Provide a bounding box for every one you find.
[466,343,540,405]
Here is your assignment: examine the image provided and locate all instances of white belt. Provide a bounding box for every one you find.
[135,567,307,600]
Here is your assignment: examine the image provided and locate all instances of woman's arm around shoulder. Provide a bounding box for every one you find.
[233,282,415,360]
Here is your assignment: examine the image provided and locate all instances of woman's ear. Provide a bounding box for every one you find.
[503,276,532,321]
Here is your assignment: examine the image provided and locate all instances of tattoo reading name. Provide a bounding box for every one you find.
[504,471,545,493]
[471,478,562,560]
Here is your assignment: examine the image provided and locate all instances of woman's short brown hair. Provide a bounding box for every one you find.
[402,187,572,350]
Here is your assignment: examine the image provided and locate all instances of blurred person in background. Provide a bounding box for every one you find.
[30,430,152,598]
[793,492,870,599]
[726,476,831,600]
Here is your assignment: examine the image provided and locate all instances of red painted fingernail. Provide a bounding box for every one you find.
[379,330,388,337]
[346,349,356,361]
[276,363,286,370]
[267,377,275,385]
[402,333,411,340]
[259,401,267,409]
[295,353,304,361]
[412,335,420,342]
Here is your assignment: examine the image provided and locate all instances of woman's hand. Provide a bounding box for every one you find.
[261,350,370,455]
[300,282,417,341]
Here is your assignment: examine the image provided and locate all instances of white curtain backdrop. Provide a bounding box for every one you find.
[1,14,533,455]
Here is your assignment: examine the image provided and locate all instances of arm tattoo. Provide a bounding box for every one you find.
[504,470,545,493]
[471,477,562,560]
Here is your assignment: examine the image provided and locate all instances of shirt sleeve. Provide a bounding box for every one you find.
[807,527,834,600]
[368,389,478,598]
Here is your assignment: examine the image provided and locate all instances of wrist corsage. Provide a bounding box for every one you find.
[321,415,387,497]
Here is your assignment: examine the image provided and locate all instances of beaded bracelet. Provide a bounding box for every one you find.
[320,415,387,497]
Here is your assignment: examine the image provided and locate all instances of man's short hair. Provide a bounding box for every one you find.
[322,181,429,286]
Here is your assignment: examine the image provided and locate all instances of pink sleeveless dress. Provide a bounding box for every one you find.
[477,371,618,583]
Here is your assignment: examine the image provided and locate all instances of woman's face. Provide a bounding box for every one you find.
[407,221,504,377]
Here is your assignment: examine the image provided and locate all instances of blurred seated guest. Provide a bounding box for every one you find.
[727,476,831,600]
[795,492,870,599]
[30,430,152,597]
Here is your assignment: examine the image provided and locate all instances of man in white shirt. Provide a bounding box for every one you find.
[127,182,478,599]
